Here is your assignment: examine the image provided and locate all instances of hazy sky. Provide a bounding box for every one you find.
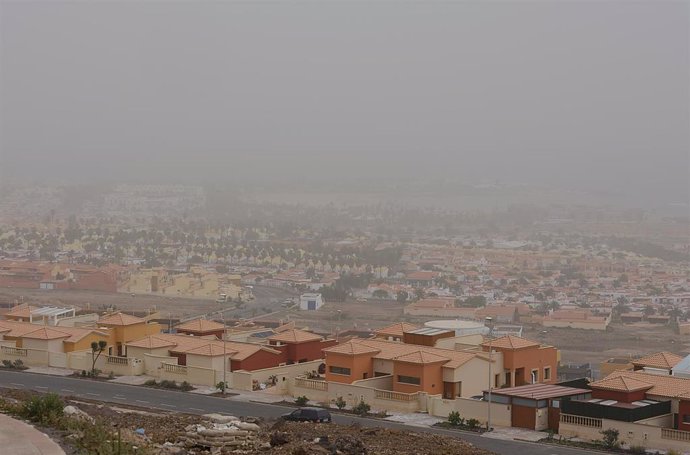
[1,1,688,206]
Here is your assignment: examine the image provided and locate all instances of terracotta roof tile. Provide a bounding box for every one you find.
[22,327,72,340]
[175,319,225,333]
[632,352,683,370]
[374,322,419,338]
[481,335,540,350]
[394,350,449,364]
[99,312,146,326]
[268,329,322,344]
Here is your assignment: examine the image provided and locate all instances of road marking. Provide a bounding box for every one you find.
[36,386,48,389]
[135,400,149,404]
[10,383,24,387]
[86,393,100,397]
[160,403,176,408]
[190,407,205,412]
[112,396,126,400]
[61,389,75,393]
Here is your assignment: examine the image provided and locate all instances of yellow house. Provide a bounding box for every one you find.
[97,313,160,356]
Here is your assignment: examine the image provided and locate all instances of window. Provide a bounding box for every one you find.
[683,414,690,424]
[544,367,551,380]
[494,374,500,388]
[551,399,560,409]
[397,375,421,385]
[531,369,539,383]
[329,366,351,376]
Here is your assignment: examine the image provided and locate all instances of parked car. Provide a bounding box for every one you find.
[281,407,332,423]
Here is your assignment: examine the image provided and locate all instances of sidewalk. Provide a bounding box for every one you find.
[0,413,65,455]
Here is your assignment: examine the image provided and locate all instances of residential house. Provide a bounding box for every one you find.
[97,312,160,357]
[175,318,226,339]
[267,328,338,364]
[481,335,559,388]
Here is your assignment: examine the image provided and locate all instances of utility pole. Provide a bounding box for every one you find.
[485,316,494,432]
[222,311,227,396]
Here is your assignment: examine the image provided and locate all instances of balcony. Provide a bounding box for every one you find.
[1,346,28,357]
[560,413,602,428]
[161,363,188,375]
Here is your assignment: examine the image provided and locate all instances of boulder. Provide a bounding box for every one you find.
[63,405,94,423]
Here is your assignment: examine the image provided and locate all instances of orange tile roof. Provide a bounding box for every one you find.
[175,319,225,333]
[185,343,237,357]
[394,350,450,364]
[0,320,108,343]
[632,352,683,370]
[126,335,177,349]
[591,375,654,393]
[126,333,281,361]
[374,322,419,338]
[4,304,39,319]
[268,329,322,344]
[324,338,480,368]
[482,335,540,350]
[99,312,146,326]
[22,327,72,340]
[594,370,690,398]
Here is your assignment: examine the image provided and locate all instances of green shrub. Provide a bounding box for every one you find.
[180,381,193,391]
[216,381,228,393]
[466,418,480,430]
[21,393,64,425]
[295,395,309,406]
[448,411,461,426]
[628,445,646,454]
[144,379,157,386]
[599,428,620,449]
[352,399,371,416]
[334,396,346,410]
[1,360,11,368]
[12,359,24,369]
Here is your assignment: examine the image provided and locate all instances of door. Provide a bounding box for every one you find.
[511,405,536,429]
[308,300,316,310]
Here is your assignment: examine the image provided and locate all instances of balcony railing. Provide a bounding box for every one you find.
[106,356,130,365]
[161,363,187,375]
[294,377,328,391]
[560,413,602,428]
[375,389,418,402]
[661,428,690,442]
[1,346,28,357]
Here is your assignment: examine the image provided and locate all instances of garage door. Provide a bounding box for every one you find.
[511,405,535,429]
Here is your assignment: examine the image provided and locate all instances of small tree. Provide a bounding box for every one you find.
[600,428,620,449]
[295,395,309,406]
[216,381,228,393]
[334,396,346,410]
[90,340,107,377]
[466,418,480,430]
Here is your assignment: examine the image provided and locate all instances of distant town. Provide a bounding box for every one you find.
[0,183,689,454]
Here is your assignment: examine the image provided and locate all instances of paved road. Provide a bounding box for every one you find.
[0,370,593,455]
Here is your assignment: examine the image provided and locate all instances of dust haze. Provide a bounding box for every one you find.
[1,1,688,211]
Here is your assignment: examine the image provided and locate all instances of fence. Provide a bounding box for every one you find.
[560,413,602,428]
[295,377,328,391]
[161,363,188,375]
[1,346,27,357]
[661,428,690,442]
[375,389,417,402]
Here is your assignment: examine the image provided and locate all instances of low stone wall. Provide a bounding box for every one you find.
[427,396,512,427]
[559,414,690,453]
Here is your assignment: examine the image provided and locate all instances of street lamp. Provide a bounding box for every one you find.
[485,316,494,432]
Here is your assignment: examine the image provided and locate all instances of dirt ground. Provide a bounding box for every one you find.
[1,390,493,455]
[0,286,296,320]
[523,322,690,371]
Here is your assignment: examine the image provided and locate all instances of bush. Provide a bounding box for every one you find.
[1,360,11,368]
[334,396,346,410]
[628,445,646,454]
[13,359,24,369]
[21,393,64,425]
[144,379,157,386]
[108,371,115,379]
[448,411,461,426]
[600,428,620,449]
[295,396,309,406]
[352,399,371,416]
[216,381,228,393]
[466,418,480,430]
[180,381,193,392]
